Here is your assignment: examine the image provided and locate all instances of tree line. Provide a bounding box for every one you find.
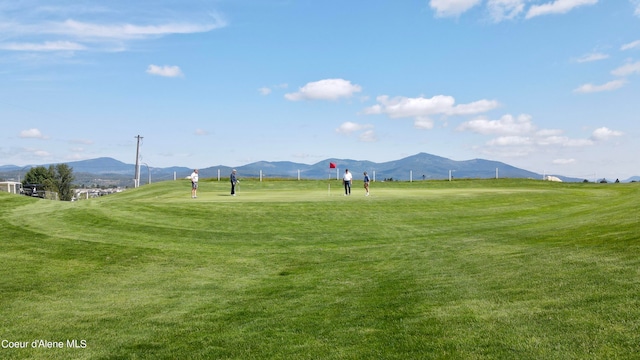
[22,164,75,201]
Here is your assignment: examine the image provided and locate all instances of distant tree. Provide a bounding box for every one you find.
[23,166,54,188]
[53,164,75,201]
[583,179,589,183]
[22,164,75,201]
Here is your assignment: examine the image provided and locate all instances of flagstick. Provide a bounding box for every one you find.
[328,163,334,196]
[328,167,331,196]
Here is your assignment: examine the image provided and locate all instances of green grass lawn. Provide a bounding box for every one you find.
[1,178,639,359]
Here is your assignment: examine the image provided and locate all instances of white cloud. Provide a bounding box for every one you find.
[526,0,598,19]
[621,40,640,51]
[487,0,525,22]
[363,95,498,121]
[457,114,535,135]
[370,95,455,118]
[44,18,225,40]
[0,41,86,51]
[574,52,609,63]
[146,64,184,78]
[335,121,372,135]
[611,61,640,76]
[590,127,623,141]
[458,113,620,159]
[19,128,48,139]
[194,129,208,136]
[430,0,482,17]
[573,79,627,93]
[450,99,501,115]
[285,79,362,101]
[258,87,272,95]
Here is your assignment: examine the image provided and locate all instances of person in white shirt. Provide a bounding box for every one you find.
[190,169,199,198]
[343,169,352,196]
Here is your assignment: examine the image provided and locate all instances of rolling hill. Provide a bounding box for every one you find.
[0,152,590,187]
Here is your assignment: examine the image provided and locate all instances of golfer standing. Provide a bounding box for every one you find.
[190,169,199,198]
[363,171,370,196]
[343,169,352,196]
[230,169,238,196]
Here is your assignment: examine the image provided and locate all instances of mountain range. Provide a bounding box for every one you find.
[0,153,625,187]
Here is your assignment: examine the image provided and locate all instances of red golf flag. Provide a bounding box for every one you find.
[329,162,336,169]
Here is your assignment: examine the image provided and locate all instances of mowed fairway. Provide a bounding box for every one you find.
[1,179,639,359]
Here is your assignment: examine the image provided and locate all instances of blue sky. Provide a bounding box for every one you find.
[2,0,639,180]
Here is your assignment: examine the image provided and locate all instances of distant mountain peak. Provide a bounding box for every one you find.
[2,152,622,185]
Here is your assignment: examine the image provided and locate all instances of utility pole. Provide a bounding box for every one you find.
[134,135,143,188]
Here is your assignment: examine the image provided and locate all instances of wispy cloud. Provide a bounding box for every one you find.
[259,83,288,96]
[335,122,377,142]
[526,0,598,19]
[24,148,52,158]
[429,0,482,17]
[456,114,535,135]
[0,5,227,55]
[41,19,224,40]
[0,40,86,51]
[359,130,377,142]
[414,118,435,130]
[146,64,184,78]
[258,87,272,96]
[487,0,525,22]
[573,79,626,93]
[611,61,640,76]
[574,52,609,63]
[285,79,362,101]
[430,0,597,21]
[335,121,373,135]
[621,40,640,51]
[633,0,640,17]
